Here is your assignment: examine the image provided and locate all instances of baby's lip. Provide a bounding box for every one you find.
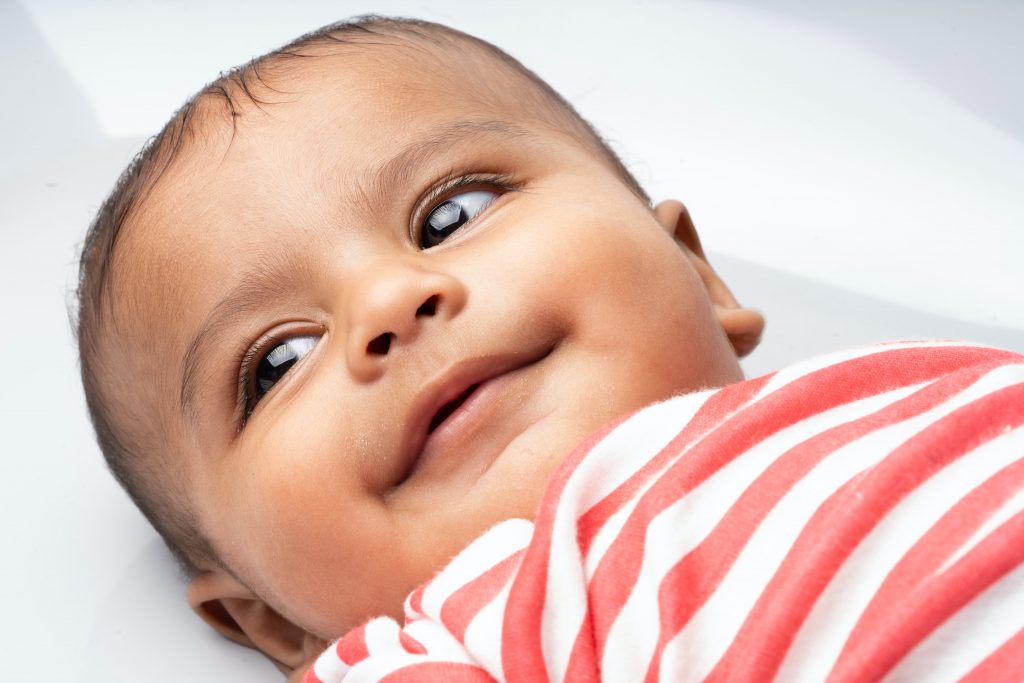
[396,346,553,486]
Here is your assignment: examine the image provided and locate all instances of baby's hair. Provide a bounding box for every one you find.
[75,15,649,578]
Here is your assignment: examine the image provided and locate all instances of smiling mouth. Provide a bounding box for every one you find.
[396,344,556,487]
[428,383,481,434]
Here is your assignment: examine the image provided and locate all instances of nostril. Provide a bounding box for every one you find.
[367,333,392,356]
[416,295,440,318]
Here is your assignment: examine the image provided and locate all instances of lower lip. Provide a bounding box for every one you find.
[414,362,540,482]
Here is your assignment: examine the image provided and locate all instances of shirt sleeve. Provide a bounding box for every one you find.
[304,341,1024,683]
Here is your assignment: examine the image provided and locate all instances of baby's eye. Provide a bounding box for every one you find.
[420,189,497,249]
[247,335,318,414]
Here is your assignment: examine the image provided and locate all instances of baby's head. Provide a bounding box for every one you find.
[76,16,763,674]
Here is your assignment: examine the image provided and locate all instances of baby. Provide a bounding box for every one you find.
[77,16,1024,683]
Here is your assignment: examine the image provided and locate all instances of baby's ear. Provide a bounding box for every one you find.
[654,200,765,358]
[188,570,327,677]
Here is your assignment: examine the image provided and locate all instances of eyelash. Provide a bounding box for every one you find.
[235,331,281,427]
[232,171,520,431]
[238,338,262,414]
[413,170,517,245]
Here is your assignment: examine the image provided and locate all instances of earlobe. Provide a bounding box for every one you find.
[188,570,327,675]
[653,199,765,358]
[715,305,766,358]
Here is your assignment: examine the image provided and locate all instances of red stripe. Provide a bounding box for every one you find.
[407,583,426,619]
[380,662,495,682]
[576,373,774,558]
[958,626,1024,683]
[828,509,1024,682]
[335,624,370,665]
[833,457,1024,674]
[500,417,628,683]
[638,360,998,682]
[578,346,1011,676]
[398,631,427,655]
[440,550,524,643]
[705,382,1024,683]
[564,375,773,682]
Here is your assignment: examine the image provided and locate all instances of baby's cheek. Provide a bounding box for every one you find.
[237,442,404,632]
[247,430,352,537]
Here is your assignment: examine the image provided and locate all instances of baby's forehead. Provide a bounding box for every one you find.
[124,43,576,249]
[210,36,547,133]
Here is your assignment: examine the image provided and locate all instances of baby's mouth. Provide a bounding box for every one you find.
[427,383,480,434]
[396,344,555,487]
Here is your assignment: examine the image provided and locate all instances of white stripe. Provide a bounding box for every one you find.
[311,644,347,683]
[583,498,643,578]
[882,561,1024,682]
[352,616,484,681]
[565,391,714,522]
[938,443,1024,574]
[602,383,922,682]
[776,406,1024,682]
[659,366,1006,682]
[461,579,514,681]
[401,614,479,665]
[941,486,1024,575]
[581,393,742,577]
[538,491,588,683]
[539,391,716,682]
[346,619,423,682]
[361,617,399,657]
[416,519,531,623]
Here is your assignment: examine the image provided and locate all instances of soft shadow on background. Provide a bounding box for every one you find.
[721,0,1024,143]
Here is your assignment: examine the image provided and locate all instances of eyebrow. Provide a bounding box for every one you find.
[178,118,534,426]
[349,118,532,215]
[179,250,311,427]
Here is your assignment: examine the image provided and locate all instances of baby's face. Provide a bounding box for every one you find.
[116,46,745,638]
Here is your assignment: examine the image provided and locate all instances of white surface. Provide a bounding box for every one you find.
[2,1,1021,682]
[18,0,1024,329]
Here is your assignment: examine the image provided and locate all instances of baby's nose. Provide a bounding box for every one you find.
[344,260,466,382]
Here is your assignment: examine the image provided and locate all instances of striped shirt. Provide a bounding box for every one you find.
[303,341,1024,682]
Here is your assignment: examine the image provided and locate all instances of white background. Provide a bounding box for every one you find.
[2,1,1021,681]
